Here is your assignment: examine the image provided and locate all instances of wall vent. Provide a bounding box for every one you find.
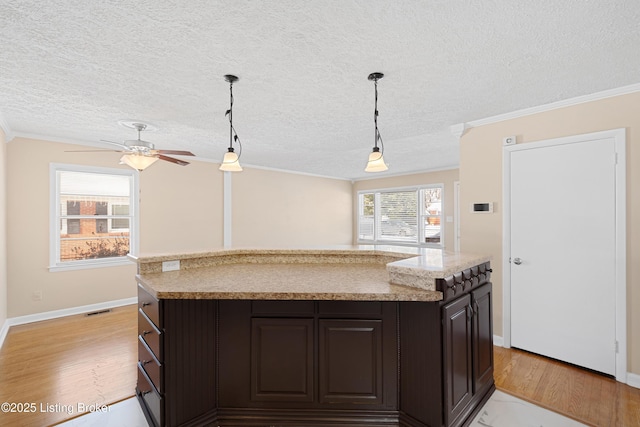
[85,309,112,317]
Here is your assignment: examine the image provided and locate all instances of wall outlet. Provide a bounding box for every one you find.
[32,290,43,301]
[162,260,180,272]
[503,135,517,146]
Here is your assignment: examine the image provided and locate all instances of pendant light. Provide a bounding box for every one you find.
[219,74,243,172]
[365,72,388,172]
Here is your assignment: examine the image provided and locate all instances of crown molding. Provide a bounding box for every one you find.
[0,112,14,142]
[450,123,469,139]
[461,82,640,130]
[351,164,459,182]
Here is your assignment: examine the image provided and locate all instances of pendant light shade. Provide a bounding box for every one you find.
[219,74,243,172]
[120,153,159,171]
[365,72,388,173]
[220,148,242,172]
[365,147,387,172]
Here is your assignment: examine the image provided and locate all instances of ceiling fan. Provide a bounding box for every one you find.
[69,122,195,171]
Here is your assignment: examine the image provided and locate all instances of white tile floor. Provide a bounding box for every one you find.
[55,398,148,427]
[57,390,587,427]
[468,391,587,427]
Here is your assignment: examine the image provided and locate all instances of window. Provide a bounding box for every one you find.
[50,164,138,271]
[357,185,444,247]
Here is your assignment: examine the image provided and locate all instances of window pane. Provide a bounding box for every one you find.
[358,193,375,240]
[422,187,442,245]
[60,236,130,261]
[378,191,417,241]
[57,170,131,263]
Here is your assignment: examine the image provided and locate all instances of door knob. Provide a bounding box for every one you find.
[513,257,522,265]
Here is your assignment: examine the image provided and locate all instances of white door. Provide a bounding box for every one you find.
[509,136,618,376]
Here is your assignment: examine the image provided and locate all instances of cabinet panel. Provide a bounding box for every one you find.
[443,294,473,426]
[319,319,383,405]
[472,283,493,394]
[251,318,314,402]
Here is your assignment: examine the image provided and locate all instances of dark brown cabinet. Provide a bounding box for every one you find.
[442,283,493,427]
[399,263,494,427]
[250,317,315,402]
[216,300,398,424]
[136,262,493,427]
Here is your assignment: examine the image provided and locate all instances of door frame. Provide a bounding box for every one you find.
[502,128,627,382]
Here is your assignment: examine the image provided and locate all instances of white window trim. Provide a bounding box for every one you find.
[49,163,139,272]
[357,184,444,248]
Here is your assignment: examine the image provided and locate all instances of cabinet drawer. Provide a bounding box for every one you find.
[138,309,163,362]
[252,300,314,316]
[318,301,382,317]
[138,284,160,327]
[137,364,163,427]
[138,336,162,393]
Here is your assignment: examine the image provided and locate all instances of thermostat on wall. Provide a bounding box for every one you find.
[471,202,493,213]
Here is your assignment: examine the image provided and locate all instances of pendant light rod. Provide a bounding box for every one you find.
[369,72,383,151]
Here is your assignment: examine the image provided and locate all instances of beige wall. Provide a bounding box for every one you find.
[0,129,7,328]
[352,169,460,250]
[6,138,137,317]
[231,168,352,247]
[139,160,224,254]
[6,138,227,317]
[459,91,640,375]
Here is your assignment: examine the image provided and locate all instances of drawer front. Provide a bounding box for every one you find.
[138,336,162,393]
[138,284,160,327]
[138,309,163,362]
[318,301,382,317]
[137,364,163,427]
[252,300,315,316]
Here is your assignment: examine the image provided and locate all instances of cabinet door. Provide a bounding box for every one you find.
[472,283,493,394]
[250,318,314,402]
[318,319,383,405]
[442,294,473,426]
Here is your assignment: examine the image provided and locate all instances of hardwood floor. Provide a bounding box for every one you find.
[0,306,638,426]
[0,305,137,427]
[494,346,640,426]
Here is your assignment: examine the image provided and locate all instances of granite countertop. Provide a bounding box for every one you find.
[137,263,444,301]
[133,246,490,302]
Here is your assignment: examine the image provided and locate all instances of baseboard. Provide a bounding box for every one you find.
[493,335,504,347]
[0,297,137,349]
[627,372,640,389]
[0,319,10,352]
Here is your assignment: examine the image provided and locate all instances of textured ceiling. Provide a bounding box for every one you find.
[1,0,639,179]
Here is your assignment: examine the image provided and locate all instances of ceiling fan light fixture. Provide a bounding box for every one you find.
[120,153,159,171]
[364,72,388,173]
[219,147,243,172]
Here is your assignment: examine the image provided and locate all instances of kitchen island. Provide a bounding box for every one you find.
[132,247,494,427]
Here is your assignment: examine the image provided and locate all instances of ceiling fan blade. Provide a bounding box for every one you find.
[158,154,190,166]
[157,149,195,156]
[65,149,123,152]
[100,139,128,149]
